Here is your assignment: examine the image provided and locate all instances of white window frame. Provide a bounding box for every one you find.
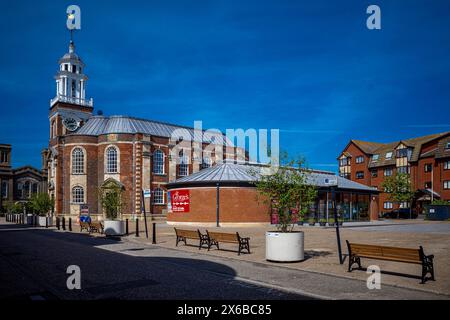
[178,153,189,177]
[71,147,85,174]
[153,188,164,204]
[444,181,450,190]
[153,150,165,174]
[372,154,379,161]
[445,161,450,170]
[383,202,393,209]
[385,152,393,160]
[201,156,212,169]
[106,146,119,174]
[72,186,85,204]
[384,168,393,176]
[355,156,364,164]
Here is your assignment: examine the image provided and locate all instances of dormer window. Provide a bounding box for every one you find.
[372,154,379,161]
[396,148,408,158]
[446,142,450,150]
[385,152,393,160]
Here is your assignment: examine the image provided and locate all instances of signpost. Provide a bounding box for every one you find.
[141,190,149,239]
[324,178,343,265]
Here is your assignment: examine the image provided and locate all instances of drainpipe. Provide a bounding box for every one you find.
[216,183,220,227]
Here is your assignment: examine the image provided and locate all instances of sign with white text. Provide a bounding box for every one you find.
[171,190,190,213]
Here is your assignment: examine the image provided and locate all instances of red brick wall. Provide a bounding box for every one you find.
[167,187,271,223]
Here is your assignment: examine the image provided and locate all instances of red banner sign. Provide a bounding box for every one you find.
[171,190,190,213]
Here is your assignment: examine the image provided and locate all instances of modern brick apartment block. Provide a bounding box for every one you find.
[338,132,450,215]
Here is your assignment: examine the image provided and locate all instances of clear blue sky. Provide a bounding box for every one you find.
[1,0,450,171]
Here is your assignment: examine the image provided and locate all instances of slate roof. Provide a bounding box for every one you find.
[168,162,377,192]
[72,115,233,146]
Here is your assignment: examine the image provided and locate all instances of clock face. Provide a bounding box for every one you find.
[62,117,79,132]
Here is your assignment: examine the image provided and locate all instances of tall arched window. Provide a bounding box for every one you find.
[201,156,211,170]
[153,150,164,174]
[72,186,84,203]
[178,151,189,177]
[106,146,118,173]
[72,147,84,174]
[153,188,164,204]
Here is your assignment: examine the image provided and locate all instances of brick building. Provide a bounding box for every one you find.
[338,132,450,215]
[45,40,242,220]
[0,144,47,211]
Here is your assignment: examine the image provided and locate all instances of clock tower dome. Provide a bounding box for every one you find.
[49,39,93,139]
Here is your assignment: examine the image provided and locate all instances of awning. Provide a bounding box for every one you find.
[417,189,441,201]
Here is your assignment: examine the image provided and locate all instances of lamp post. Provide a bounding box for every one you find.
[331,185,343,265]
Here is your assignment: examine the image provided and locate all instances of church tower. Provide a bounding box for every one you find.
[49,39,93,139]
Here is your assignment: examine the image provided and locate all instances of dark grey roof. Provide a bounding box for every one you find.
[169,162,377,192]
[73,115,233,145]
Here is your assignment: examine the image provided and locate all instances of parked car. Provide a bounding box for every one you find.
[382,208,417,219]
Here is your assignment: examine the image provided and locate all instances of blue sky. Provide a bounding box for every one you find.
[1,0,450,171]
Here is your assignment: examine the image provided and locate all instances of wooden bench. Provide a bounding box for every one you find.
[206,231,250,255]
[174,228,209,249]
[346,240,435,284]
[88,221,104,234]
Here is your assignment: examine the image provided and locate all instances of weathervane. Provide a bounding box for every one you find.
[66,5,81,42]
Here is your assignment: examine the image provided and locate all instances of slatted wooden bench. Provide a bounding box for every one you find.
[89,221,104,234]
[174,228,209,249]
[206,231,250,255]
[346,240,435,284]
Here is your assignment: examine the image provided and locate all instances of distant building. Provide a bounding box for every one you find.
[338,132,450,215]
[0,144,47,211]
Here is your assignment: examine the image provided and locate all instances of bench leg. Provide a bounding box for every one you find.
[421,257,435,284]
[238,239,250,255]
[348,255,361,272]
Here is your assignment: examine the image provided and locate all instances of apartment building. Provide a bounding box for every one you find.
[338,132,450,215]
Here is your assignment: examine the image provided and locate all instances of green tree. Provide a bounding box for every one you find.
[98,185,125,220]
[29,193,54,216]
[381,173,415,218]
[250,155,317,232]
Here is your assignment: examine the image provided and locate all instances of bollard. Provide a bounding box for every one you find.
[62,217,66,231]
[46,217,48,228]
[56,217,60,230]
[152,223,156,244]
[135,219,139,237]
[69,218,72,232]
[126,219,129,236]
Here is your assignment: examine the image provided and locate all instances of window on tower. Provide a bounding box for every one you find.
[73,65,77,73]
[71,80,76,97]
[64,64,69,71]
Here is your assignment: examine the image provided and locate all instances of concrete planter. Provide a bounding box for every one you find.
[266,231,304,262]
[37,216,52,227]
[104,220,125,236]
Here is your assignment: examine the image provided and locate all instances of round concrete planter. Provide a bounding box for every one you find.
[104,220,125,236]
[266,231,304,262]
[37,216,52,227]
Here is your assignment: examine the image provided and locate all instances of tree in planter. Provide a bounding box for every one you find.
[381,173,415,218]
[251,155,318,232]
[29,193,54,217]
[97,185,125,220]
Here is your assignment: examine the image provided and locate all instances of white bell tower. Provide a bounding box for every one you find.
[50,40,93,108]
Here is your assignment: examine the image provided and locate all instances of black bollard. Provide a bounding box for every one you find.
[126,219,129,235]
[152,223,156,244]
[62,217,66,230]
[69,218,72,231]
[56,217,60,230]
[46,217,48,228]
[135,219,139,237]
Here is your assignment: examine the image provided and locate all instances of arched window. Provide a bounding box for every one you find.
[153,188,164,204]
[106,146,118,173]
[153,150,164,174]
[32,183,38,194]
[23,181,30,198]
[72,147,84,174]
[72,186,84,203]
[201,156,211,170]
[178,151,189,177]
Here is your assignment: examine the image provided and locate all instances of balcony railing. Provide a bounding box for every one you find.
[50,95,93,108]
